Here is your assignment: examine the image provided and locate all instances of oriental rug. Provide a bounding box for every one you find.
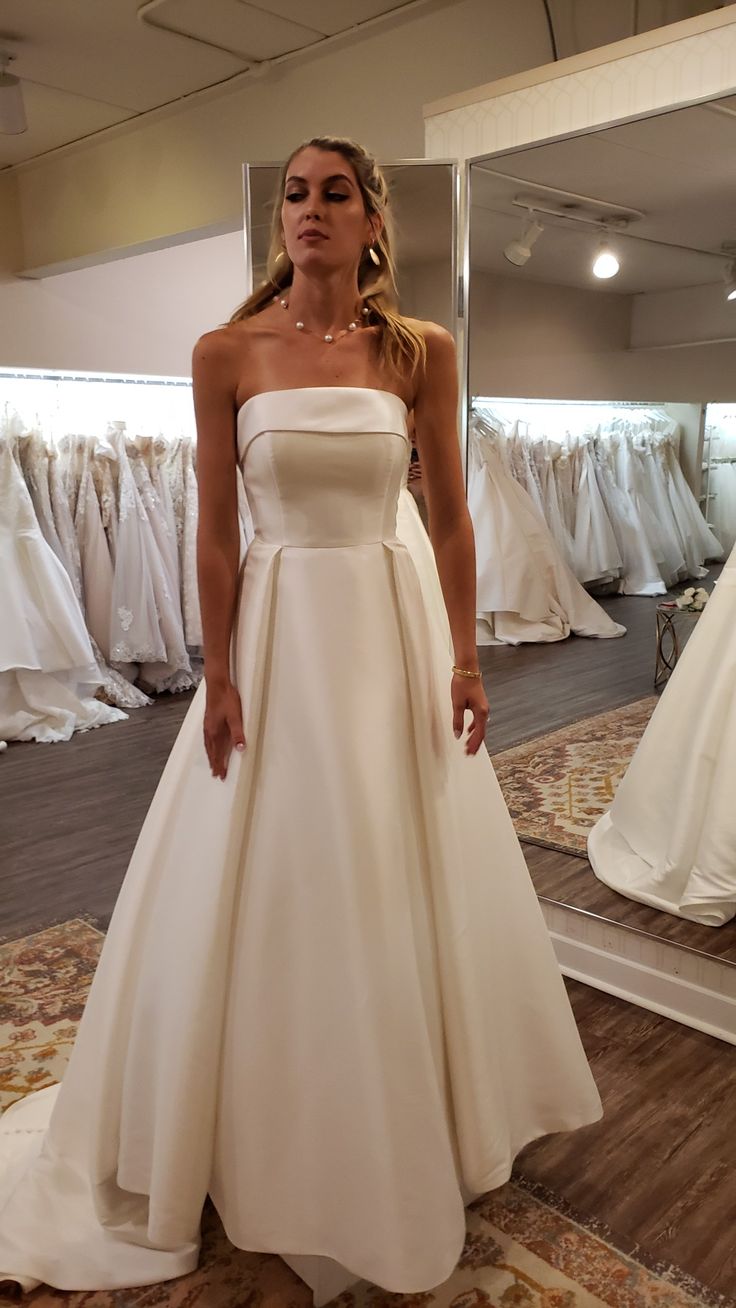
[491,698,659,858]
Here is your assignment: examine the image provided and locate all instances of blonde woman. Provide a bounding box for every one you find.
[0,138,601,1297]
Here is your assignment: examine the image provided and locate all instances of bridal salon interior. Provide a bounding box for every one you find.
[2,2,736,1305]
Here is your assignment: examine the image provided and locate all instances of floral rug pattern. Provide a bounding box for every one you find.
[2,919,729,1308]
[492,699,659,858]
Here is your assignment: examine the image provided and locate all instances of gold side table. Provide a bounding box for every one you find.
[654,604,702,688]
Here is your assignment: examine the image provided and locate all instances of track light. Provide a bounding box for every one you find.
[592,236,620,279]
[504,214,544,267]
[725,261,736,302]
[0,50,26,135]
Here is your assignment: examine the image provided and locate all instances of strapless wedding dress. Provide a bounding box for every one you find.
[0,389,601,1296]
[589,541,736,926]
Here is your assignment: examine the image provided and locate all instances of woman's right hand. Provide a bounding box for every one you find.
[203,679,246,780]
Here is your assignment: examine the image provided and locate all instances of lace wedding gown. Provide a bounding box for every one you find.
[0,389,601,1295]
[588,541,736,926]
[0,423,126,744]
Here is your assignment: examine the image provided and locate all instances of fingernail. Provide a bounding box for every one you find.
[236,743,245,752]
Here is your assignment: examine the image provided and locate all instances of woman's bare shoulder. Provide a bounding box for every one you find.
[193,321,253,365]
[402,316,456,355]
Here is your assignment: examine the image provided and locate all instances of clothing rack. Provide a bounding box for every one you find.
[0,368,191,388]
[473,396,665,410]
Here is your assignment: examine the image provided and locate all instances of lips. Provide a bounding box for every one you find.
[299,229,327,240]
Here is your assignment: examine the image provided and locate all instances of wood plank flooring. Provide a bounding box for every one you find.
[1,568,734,1296]
[518,979,736,1296]
[0,690,193,939]
[524,840,736,963]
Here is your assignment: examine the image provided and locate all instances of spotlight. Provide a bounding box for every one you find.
[725,261,736,302]
[592,237,620,279]
[504,215,544,267]
[0,50,26,135]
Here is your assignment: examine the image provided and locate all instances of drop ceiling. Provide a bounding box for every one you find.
[0,0,429,169]
[471,95,736,295]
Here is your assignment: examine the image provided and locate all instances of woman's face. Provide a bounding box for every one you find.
[281,147,377,278]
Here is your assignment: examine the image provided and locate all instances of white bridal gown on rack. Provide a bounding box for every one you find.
[0,388,602,1297]
[468,413,625,644]
[0,421,127,744]
[588,542,736,926]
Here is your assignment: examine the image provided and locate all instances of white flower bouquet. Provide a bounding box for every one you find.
[675,586,709,611]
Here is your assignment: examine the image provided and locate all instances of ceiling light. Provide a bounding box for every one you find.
[504,215,544,267]
[0,50,26,135]
[725,261,736,302]
[592,237,620,279]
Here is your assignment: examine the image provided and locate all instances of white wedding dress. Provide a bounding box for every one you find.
[0,389,602,1296]
[0,421,127,744]
[468,415,625,644]
[588,542,736,926]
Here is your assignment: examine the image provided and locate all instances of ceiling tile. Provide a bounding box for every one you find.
[0,82,135,169]
[246,0,409,38]
[153,0,324,61]
[0,0,245,115]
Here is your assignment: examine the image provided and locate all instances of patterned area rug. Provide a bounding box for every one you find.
[1,920,730,1308]
[492,698,659,858]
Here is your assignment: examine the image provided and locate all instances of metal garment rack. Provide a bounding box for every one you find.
[0,369,191,388]
[473,396,665,409]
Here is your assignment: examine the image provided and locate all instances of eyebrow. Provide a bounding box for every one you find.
[285,173,354,187]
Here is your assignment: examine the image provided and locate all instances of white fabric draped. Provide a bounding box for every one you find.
[468,411,626,645]
[474,400,722,597]
[0,416,128,744]
[588,542,736,927]
[705,406,736,558]
[0,368,232,728]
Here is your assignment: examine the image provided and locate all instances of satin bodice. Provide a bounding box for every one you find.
[237,387,409,549]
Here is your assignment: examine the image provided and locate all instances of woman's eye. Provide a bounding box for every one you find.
[326,192,348,202]
[284,192,304,203]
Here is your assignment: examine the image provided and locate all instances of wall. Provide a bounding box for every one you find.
[11,0,552,274]
[0,173,23,283]
[0,230,246,376]
[469,272,736,405]
[632,283,736,349]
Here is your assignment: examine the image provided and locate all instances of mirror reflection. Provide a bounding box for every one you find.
[467,95,736,943]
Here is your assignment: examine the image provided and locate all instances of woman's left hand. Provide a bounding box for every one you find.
[452,674,489,756]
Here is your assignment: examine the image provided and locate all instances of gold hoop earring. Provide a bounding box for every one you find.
[369,245,380,267]
[274,249,288,267]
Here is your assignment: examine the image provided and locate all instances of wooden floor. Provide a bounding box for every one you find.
[2,571,735,1297]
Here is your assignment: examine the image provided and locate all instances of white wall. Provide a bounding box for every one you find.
[632,283,736,349]
[0,231,246,376]
[470,272,736,405]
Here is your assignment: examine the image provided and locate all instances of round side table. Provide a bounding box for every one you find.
[654,604,702,688]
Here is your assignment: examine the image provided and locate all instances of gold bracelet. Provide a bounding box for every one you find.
[452,665,482,680]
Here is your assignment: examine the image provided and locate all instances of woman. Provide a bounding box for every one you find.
[0,138,601,1296]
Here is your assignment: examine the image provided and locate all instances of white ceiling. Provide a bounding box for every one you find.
[471,96,736,294]
[0,0,424,169]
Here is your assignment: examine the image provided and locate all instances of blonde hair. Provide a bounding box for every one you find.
[230,136,426,378]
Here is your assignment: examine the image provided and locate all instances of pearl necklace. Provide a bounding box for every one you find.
[277,296,370,344]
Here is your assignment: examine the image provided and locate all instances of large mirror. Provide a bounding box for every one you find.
[465,96,736,974]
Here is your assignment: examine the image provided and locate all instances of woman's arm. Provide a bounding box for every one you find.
[192,330,245,777]
[412,323,489,754]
